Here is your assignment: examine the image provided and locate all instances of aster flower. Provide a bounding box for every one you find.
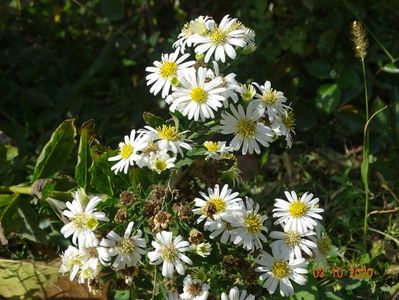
[192,15,249,63]
[61,191,109,248]
[173,16,214,53]
[193,242,212,257]
[169,67,226,121]
[220,104,274,154]
[203,141,232,160]
[255,246,308,297]
[59,245,82,281]
[193,184,243,227]
[270,107,295,148]
[148,231,192,278]
[221,287,255,300]
[269,229,317,260]
[180,275,210,300]
[145,48,195,98]
[149,150,176,174]
[100,222,146,270]
[139,125,192,156]
[231,197,268,251]
[239,83,256,103]
[108,129,147,174]
[273,191,324,233]
[250,80,287,121]
[309,224,338,268]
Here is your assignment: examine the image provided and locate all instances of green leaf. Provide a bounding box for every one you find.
[75,120,96,189]
[382,63,399,74]
[89,146,115,196]
[0,194,17,221]
[143,112,165,128]
[315,83,341,114]
[32,119,77,181]
[305,60,331,79]
[0,259,58,298]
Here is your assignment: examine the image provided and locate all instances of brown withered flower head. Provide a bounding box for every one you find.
[120,191,135,206]
[150,210,173,232]
[189,229,204,245]
[114,207,128,223]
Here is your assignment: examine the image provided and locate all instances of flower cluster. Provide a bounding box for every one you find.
[57,14,335,299]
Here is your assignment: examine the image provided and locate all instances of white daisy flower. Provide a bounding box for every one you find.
[148,231,192,278]
[207,220,236,244]
[149,150,176,174]
[270,107,295,148]
[269,230,317,260]
[255,246,308,297]
[61,191,109,248]
[207,61,240,105]
[108,129,147,174]
[221,286,255,300]
[193,242,212,257]
[173,16,214,53]
[145,48,195,98]
[203,141,232,160]
[78,252,102,284]
[309,225,338,268]
[192,15,248,63]
[169,67,226,121]
[139,125,192,156]
[220,104,274,155]
[193,184,243,227]
[59,245,82,281]
[100,222,146,270]
[136,132,160,168]
[231,197,268,251]
[272,191,324,233]
[180,275,210,300]
[249,81,287,121]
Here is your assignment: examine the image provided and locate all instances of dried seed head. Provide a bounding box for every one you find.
[88,279,103,296]
[189,229,204,245]
[114,207,128,223]
[173,202,194,222]
[150,210,173,232]
[351,20,368,59]
[120,191,135,206]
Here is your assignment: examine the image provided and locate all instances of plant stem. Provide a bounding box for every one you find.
[0,185,33,195]
[151,267,157,299]
[361,58,370,250]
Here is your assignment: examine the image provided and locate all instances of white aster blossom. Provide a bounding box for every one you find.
[100,222,146,270]
[250,80,287,121]
[239,83,256,103]
[203,141,232,160]
[59,245,82,281]
[309,224,338,268]
[255,246,308,297]
[148,231,192,278]
[61,190,109,248]
[269,230,317,260]
[108,129,147,174]
[139,125,192,156]
[231,197,268,251]
[149,150,176,174]
[273,191,324,233]
[193,242,212,257]
[192,15,249,63]
[169,67,226,121]
[221,286,255,300]
[220,104,274,154]
[180,275,210,300]
[270,107,295,148]
[146,48,195,98]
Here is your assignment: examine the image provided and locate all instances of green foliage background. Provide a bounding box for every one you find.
[0,0,398,298]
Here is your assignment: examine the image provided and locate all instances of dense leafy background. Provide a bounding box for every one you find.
[1,0,398,298]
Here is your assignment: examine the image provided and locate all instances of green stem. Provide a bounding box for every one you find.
[361,58,370,250]
[0,185,33,195]
[151,267,157,299]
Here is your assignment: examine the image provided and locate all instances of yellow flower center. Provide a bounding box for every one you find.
[282,110,295,130]
[72,213,98,230]
[203,141,219,152]
[190,87,208,104]
[284,231,301,247]
[245,212,262,234]
[262,90,278,106]
[120,144,134,159]
[119,238,135,256]
[160,61,177,78]
[154,159,167,172]
[289,201,308,218]
[236,119,256,138]
[208,197,226,214]
[210,29,227,45]
[272,260,291,279]
[317,236,332,256]
[156,125,179,141]
[161,244,178,261]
